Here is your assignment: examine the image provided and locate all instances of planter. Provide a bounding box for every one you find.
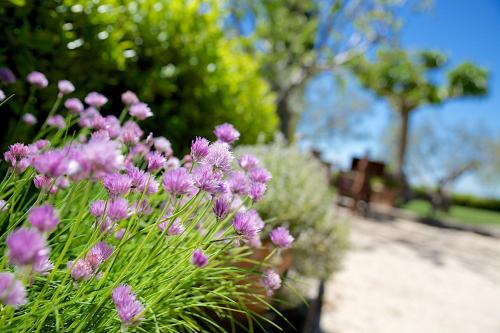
[234,242,293,315]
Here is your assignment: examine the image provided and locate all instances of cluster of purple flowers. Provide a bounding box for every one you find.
[112,284,144,327]
[0,70,295,326]
[0,204,61,309]
[68,242,113,281]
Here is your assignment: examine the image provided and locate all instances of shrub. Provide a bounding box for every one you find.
[0,73,289,332]
[237,139,348,281]
[0,0,278,151]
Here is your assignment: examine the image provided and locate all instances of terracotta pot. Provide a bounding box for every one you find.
[233,241,293,315]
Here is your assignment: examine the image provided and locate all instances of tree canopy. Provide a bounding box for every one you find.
[0,0,278,151]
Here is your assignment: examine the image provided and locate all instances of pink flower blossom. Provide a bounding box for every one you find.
[26,71,48,88]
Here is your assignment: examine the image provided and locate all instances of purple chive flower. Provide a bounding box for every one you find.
[107,198,129,221]
[78,107,101,128]
[213,197,229,220]
[249,167,272,184]
[247,235,262,248]
[0,199,9,212]
[34,139,50,151]
[249,182,266,203]
[115,228,126,240]
[26,71,48,88]
[95,217,115,234]
[112,284,144,326]
[5,143,29,162]
[104,115,121,138]
[129,102,153,120]
[102,173,132,197]
[228,171,249,196]
[126,165,146,187]
[269,227,294,249]
[22,113,37,125]
[6,228,49,266]
[121,90,139,106]
[158,218,185,236]
[0,67,16,84]
[28,204,59,233]
[138,174,159,195]
[146,151,165,172]
[190,137,210,162]
[90,200,106,217]
[79,137,124,177]
[203,142,233,172]
[33,256,54,275]
[261,269,281,296]
[192,165,221,194]
[154,137,173,156]
[232,210,263,240]
[56,177,70,189]
[85,242,113,270]
[238,154,259,171]
[68,242,113,281]
[121,131,140,146]
[65,98,84,114]
[165,157,180,170]
[167,219,185,235]
[0,90,5,102]
[85,92,108,108]
[91,130,110,141]
[131,200,152,216]
[191,249,208,268]
[247,209,264,231]
[47,115,66,129]
[0,272,27,309]
[214,123,240,144]
[32,150,68,177]
[162,168,193,196]
[68,259,93,281]
[58,80,75,95]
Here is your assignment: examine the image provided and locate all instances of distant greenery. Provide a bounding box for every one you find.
[0,0,278,151]
[412,187,500,213]
[403,200,500,226]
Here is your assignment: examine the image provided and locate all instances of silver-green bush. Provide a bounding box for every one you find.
[237,140,348,280]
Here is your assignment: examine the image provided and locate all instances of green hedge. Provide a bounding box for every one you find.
[411,187,500,212]
[0,0,278,151]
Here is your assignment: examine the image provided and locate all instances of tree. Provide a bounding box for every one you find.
[349,49,488,182]
[406,120,495,211]
[227,0,413,140]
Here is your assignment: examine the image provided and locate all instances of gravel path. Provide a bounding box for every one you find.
[320,215,500,333]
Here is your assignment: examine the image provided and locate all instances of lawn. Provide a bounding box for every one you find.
[403,200,500,226]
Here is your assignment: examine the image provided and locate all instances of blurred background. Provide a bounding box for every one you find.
[1,0,499,332]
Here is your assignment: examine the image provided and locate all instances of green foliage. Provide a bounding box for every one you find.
[0,0,277,151]
[237,140,348,280]
[412,187,500,213]
[349,49,489,112]
[447,62,489,97]
[403,200,500,225]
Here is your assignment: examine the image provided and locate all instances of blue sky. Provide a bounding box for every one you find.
[299,0,500,197]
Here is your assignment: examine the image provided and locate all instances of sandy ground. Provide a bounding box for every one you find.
[320,214,500,333]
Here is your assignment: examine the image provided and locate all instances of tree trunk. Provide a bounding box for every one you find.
[396,109,411,202]
[277,97,293,141]
[396,110,411,180]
